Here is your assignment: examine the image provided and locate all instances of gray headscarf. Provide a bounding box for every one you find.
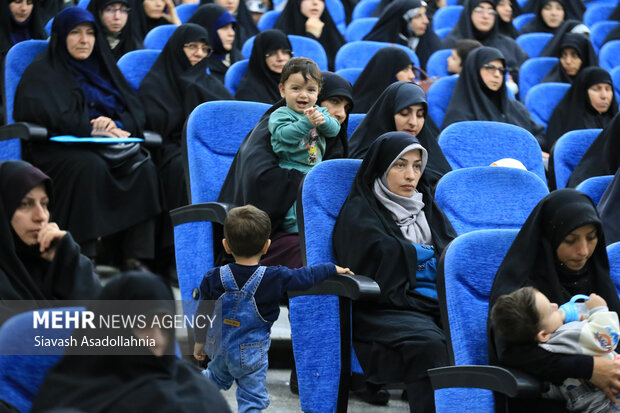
[372,143,433,244]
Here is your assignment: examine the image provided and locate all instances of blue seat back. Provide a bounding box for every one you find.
[524,82,570,129]
[290,159,361,413]
[515,32,553,58]
[116,49,160,91]
[438,121,546,182]
[519,57,558,102]
[576,175,613,205]
[143,24,177,50]
[609,242,620,294]
[0,307,82,413]
[224,59,249,95]
[612,66,620,98]
[599,40,620,72]
[426,48,452,77]
[584,3,614,27]
[552,128,601,189]
[176,3,198,23]
[427,74,458,127]
[435,27,452,39]
[344,17,378,42]
[335,41,419,71]
[512,12,534,31]
[432,5,463,33]
[325,0,346,34]
[352,0,380,19]
[434,229,519,412]
[346,113,365,138]
[335,67,363,85]
[2,39,48,160]
[591,20,619,54]
[257,9,281,31]
[435,167,548,235]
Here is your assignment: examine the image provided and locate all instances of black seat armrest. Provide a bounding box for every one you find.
[0,122,48,142]
[142,130,162,146]
[288,274,380,301]
[170,202,236,226]
[428,365,543,398]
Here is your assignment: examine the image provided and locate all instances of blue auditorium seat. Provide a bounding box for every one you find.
[576,175,614,205]
[426,49,452,77]
[242,34,329,70]
[524,82,570,129]
[335,41,419,71]
[519,57,558,102]
[117,49,160,91]
[515,32,553,58]
[599,40,620,71]
[143,24,177,50]
[551,128,601,189]
[352,0,380,20]
[427,74,458,127]
[224,59,249,95]
[344,17,378,42]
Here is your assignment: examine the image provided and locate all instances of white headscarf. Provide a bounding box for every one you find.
[372,143,433,245]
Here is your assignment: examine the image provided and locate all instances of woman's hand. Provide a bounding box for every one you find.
[162,0,181,25]
[590,357,620,403]
[305,16,324,38]
[93,128,132,138]
[90,116,116,134]
[335,265,354,275]
[193,342,206,361]
[38,222,67,262]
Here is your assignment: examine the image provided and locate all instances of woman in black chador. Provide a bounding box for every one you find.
[199,0,258,48]
[520,0,566,35]
[0,161,101,305]
[597,169,620,246]
[235,29,292,103]
[138,23,231,247]
[273,0,345,71]
[442,0,527,78]
[349,81,451,187]
[488,189,620,413]
[541,33,597,85]
[566,112,620,189]
[545,67,618,154]
[442,47,544,146]
[13,7,162,270]
[30,272,231,412]
[187,3,244,84]
[87,0,143,61]
[352,47,415,114]
[217,71,353,269]
[363,0,441,70]
[333,132,457,413]
[0,0,46,56]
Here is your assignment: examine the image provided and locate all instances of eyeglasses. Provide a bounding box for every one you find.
[265,49,293,58]
[482,64,508,75]
[103,5,131,14]
[473,7,497,15]
[184,43,213,57]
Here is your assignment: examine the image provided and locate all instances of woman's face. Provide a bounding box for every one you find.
[183,41,211,66]
[100,2,129,34]
[541,1,564,29]
[11,184,50,246]
[409,7,429,36]
[447,49,462,74]
[300,0,324,19]
[395,64,415,82]
[394,103,425,136]
[217,23,235,51]
[555,223,598,271]
[560,46,582,76]
[471,2,496,33]
[479,58,504,91]
[216,0,240,14]
[587,83,613,114]
[133,316,170,357]
[386,149,423,197]
[320,96,352,125]
[9,0,33,23]
[495,0,512,23]
[66,22,96,60]
[143,0,165,19]
[265,48,292,73]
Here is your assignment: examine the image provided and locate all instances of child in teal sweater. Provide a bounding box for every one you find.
[268,57,340,233]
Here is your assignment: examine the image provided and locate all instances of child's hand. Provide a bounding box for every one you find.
[304,107,326,127]
[587,293,607,309]
[193,342,206,361]
[335,265,354,275]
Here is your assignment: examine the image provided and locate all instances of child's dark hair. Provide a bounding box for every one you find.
[455,39,482,62]
[280,57,323,89]
[490,287,541,344]
[223,205,271,258]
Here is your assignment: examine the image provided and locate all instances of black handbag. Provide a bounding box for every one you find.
[95,142,150,177]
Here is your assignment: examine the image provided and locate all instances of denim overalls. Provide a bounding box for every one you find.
[203,264,271,413]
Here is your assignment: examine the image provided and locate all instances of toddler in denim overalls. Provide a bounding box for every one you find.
[194,205,353,412]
